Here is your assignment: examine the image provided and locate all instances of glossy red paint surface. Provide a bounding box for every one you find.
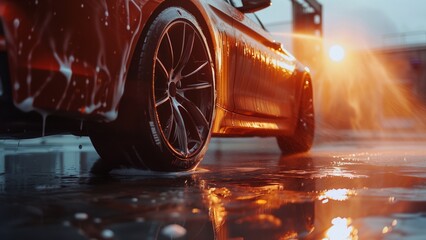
[1,0,161,121]
[0,0,305,136]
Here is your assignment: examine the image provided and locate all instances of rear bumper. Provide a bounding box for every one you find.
[0,19,85,139]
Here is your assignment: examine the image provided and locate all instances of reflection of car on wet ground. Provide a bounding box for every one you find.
[0,0,314,171]
[0,153,316,239]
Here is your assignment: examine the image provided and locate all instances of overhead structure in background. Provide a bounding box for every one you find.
[291,0,323,71]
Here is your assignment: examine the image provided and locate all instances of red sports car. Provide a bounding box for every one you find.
[0,0,314,171]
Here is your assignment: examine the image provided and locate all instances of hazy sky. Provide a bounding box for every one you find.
[257,0,426,49]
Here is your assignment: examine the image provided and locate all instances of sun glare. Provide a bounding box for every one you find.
[329,44,345,62]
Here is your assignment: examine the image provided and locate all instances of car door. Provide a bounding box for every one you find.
[227,1,297,119]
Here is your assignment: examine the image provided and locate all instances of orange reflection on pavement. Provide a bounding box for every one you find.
[205,187,230,232]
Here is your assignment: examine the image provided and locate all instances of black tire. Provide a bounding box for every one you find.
[90,7,216,172]
[277,76,314,154]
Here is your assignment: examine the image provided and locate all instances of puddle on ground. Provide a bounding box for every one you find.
[1,138,426,239]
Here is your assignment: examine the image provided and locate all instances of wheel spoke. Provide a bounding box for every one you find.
[176,93,209,131]
[165,32,174,68]
[164,103,174,140]
[171,98,189,155]
[155,95,170,107]
[181,82,212,92]
[188,138,202,149]
[156,57,169,78]
[182,61,208,78]
[175,97,204,143]
[180,24,186,67]
[175,25,195,73]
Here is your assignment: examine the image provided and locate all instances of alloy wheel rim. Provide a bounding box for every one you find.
[153,20,214,158]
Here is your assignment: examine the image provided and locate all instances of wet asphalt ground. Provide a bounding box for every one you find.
[1,134,426,239]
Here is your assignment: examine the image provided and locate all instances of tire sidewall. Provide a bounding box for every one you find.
[277,75,314,154]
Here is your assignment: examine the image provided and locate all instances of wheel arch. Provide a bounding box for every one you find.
[125,0,217,86]
[165,0,218,71]
[115,0,219,130]
[292,62,314,128]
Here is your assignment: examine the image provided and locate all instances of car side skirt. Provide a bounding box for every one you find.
[212,106,295,137]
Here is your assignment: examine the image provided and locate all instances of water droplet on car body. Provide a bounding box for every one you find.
[74,212,88,220]
[13,19,20,29]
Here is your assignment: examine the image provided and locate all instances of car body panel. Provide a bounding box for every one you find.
[0,0,306,138]
[227,4,297,119]
[200,0,237,112]
[0,0,161,121]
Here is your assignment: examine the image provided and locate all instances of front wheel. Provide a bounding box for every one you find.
[90,7,216,172]
[277,76,315,154]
